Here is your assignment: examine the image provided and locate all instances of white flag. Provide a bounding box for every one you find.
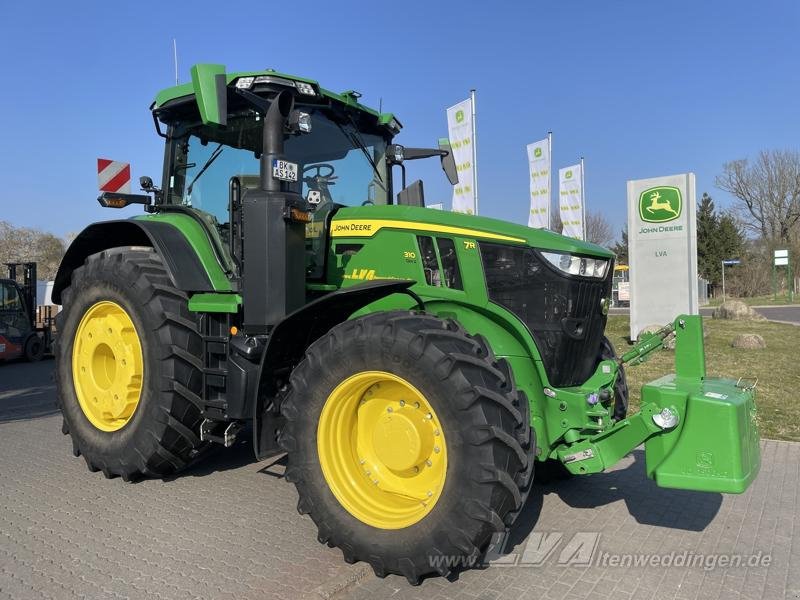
[527,138,550,228]
[559,164,584,239]
[446,98,475,214]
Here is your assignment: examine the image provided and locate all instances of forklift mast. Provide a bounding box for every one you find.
[5,262,37,329]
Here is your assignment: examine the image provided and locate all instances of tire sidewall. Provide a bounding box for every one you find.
[57,255,162,459]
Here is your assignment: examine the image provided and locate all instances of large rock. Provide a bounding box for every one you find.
[713,300,766,321]
[731,333,766,349]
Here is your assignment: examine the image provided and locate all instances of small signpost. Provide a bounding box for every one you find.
[773,250,793,302]
[721,258,741,302]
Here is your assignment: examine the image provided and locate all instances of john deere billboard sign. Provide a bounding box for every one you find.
[627,174,698,340]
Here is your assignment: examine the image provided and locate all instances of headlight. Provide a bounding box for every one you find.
[235,77,254,89]
[541,251,609,278]
[295,81,317,96]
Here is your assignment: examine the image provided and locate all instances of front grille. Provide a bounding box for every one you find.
[480,243,612,387]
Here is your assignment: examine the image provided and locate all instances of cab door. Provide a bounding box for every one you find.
[0,281,29,359]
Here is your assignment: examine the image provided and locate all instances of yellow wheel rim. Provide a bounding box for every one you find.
[317,371,447,529]
[71,301,144,432]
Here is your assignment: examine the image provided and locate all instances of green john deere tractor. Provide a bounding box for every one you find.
[53,64,761,583]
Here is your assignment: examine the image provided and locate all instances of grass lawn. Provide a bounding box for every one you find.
[604,315,799,441]
[705,294,797,306]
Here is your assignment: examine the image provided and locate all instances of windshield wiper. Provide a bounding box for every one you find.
[335,120,383,184]
[187,143,224,194]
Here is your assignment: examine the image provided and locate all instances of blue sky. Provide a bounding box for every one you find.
[1,0,798,239]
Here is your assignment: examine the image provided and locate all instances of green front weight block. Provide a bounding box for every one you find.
[556,315,760,494]
[644,376,760,493]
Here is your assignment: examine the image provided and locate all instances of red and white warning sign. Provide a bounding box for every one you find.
[97,158,131,194]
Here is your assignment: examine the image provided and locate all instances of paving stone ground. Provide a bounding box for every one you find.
[1,360,797,600]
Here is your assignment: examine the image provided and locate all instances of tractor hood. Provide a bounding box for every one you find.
[331,205,614,258]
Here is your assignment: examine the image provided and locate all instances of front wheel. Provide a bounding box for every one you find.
[55,247,205,480]
[279,311,534,583]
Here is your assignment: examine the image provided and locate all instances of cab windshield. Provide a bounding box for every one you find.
[166,108,390,225]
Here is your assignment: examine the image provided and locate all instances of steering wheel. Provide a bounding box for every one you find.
[303,163,337,182]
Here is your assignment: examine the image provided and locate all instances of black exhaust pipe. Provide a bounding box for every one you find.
[242,90,307,334]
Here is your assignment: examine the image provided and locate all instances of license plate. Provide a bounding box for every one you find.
[272,159,298,182]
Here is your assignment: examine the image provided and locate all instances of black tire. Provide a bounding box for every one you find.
[279,311,535,584]
[55,247,205,481]
[534,335,628,484]
[23,333,44,362]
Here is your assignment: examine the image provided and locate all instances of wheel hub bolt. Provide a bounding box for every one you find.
[434,446,440,453]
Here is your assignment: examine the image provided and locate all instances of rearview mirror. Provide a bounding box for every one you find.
[191,63,228,126]
[397,180,425,207]
[438,138,458,186]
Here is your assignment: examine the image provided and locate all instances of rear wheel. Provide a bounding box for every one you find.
[280,311,534,583]
[23,333,44,362]
[55,247,205,480]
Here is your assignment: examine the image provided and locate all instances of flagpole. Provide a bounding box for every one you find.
[173,39,179,85]
[580,156,586,240]
[547,131,553,230]
[470,89,478,215]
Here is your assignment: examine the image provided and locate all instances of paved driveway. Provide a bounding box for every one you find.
[1,360,797,600]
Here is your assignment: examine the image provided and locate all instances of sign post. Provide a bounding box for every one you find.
[773,250,792,302]
[627,173,698,340]
[721,259,741,303]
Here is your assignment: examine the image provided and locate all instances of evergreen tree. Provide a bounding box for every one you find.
[695,193,745,286]
[611,226,628,264]
[696,193,720,282]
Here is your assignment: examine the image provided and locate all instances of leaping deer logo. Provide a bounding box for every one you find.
[645,191,679,218]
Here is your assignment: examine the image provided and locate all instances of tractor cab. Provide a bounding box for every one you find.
[145,68,455,287]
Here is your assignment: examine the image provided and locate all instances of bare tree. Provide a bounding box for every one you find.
[585,211,614,247]
[716,149,800,243]
[0,221,66,280]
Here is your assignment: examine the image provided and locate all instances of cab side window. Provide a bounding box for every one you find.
[0,283,22,311]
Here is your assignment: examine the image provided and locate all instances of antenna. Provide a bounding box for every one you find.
[173,39,179,85]
[379,97,383,113]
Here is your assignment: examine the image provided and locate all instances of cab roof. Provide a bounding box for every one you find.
[151,66,401,132]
